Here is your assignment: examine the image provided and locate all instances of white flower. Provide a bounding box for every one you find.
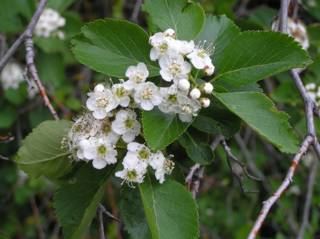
[200,98,211,108]
[203,82,214,94]
[127,142,152,163]
[171,40,195,55]
[149,151,174,183]
[177,94,201,122]
[1,62,25,90]
[159,54,191,82]
[79,137,118,169]
[86,84,117,119]
[187,47,213,70]
[134,82,162,111]
[177,79,191,91]
[115,150,148,184]
[112,109,141,143]
[190,88,201,99]
[306,83,316,91]
[149,30,176,60]
[112,83,131,107]
[124,63,149,90]
[158,85,181,114]
[34,8,65,39]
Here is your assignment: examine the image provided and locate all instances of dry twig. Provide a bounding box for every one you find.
[248,0,320,237]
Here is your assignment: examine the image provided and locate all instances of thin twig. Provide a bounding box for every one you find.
[279,0,290,33]
[130,0,143,22]
[248,1,320,236]
[25,36,59,120]
[247,136,314,239]
[296,158,318,239]
[30,197,46,239]
[0,0,48,71]
[98,207,106,239]
[221,139,261,182]
[185,163,204,198]
[99,204,120,222]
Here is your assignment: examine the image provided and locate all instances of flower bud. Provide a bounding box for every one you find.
[94,84,105,92]
[203,82,214,94]
[204,64,215,76]
[190,88,201,100]
[178,79,190,91]
[200,98,210,108]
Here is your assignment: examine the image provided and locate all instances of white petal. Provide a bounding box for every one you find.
[92,159,107,169]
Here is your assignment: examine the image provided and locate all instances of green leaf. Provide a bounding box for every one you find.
[47,0,76,12]
[120,187,151,239]
[4,84,28,106]
[196,15,240,61]
[54,164,114,239]
[214,31,312,91]
[215,92,299,153]
[0,106,17,129]
[16,120,73,179]
[37,52,66,88]
[139,176,199,239]
[72,19,159,78]
[178,132,213,165]
[143,0,205,40]
[142,108,190,150]
[192,100,241,138]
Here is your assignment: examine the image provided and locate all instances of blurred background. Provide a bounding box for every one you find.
[1,0,320,238]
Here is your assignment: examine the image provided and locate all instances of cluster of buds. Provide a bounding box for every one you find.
[34,8,66,39]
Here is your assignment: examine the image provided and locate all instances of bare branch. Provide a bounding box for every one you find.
[279,0,290,33]
[0,0,48,71]
[221,139,261,182]
[99,204,120,222]
[185,163,204,198]
[296,158,318,239]
[131,0,143,22]
[247,136,314,239]
[24,37,59,120]
[98,207,106,239]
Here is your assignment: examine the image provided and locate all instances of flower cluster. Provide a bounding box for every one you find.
[0,62,25,90]
[272,18,309,50]
[0,62,38,98]
[34,8,66,39]
[67,28,215,185]
[150,29,214,122]
[305,83,320,106]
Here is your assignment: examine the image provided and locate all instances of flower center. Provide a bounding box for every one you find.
[125,118,135,129]
[159,43,168,53]
[127,170,137,180]
[197,49,207,58]
[116,87,127,97]
[98,145,107,155]
[142,88,153,100]
[138,148,150,160]
[181,105,192,114]
[96,97,109,107]
[168,94,177,103]
[133,73,144,83]
[169,63,181,76]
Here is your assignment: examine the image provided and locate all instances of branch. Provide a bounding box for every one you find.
[185,163,204,198]
[99,204,120,222]
[98,206,106,239]
[248,1,320,236]
[296,158,318,239]
[247,135,314,239]
[25,36,59,120]
[0,0,48,71]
